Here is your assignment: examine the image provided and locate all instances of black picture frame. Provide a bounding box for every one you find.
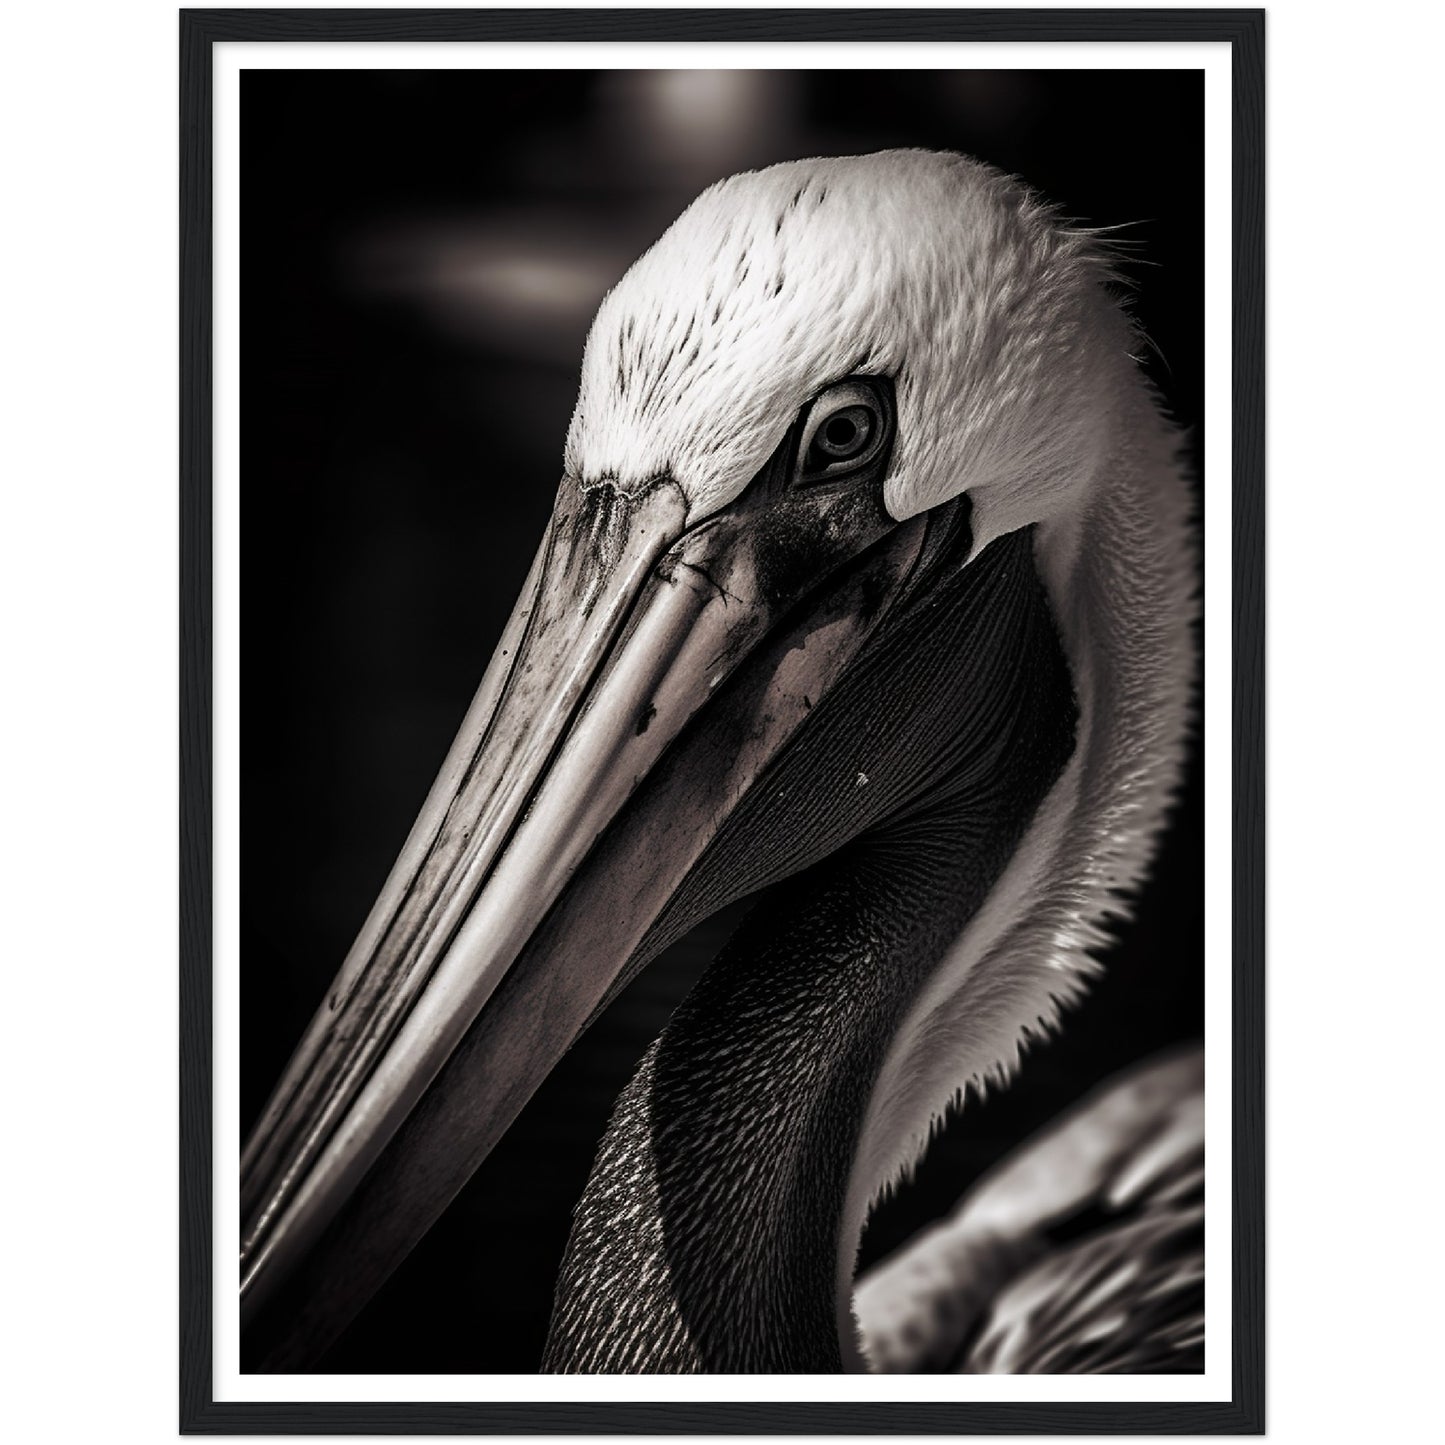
[181,7,1264,1433]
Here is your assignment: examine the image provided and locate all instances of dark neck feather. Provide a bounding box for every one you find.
[544,525,1077,1373]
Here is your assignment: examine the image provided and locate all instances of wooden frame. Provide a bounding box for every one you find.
[180,7,1263,1432]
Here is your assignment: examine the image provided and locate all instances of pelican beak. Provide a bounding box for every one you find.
[239,410,936,1367]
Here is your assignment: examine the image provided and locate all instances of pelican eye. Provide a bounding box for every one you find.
[794,378,893,486]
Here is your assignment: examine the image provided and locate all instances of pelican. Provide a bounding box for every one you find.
[239,149,1199,1374]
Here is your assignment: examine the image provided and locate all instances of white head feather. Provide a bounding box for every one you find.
[565,149,1135,553]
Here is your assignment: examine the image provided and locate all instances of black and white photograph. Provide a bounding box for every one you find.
[234,56,1220,1385]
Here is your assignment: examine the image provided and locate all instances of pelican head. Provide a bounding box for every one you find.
[240,150,1194,1371]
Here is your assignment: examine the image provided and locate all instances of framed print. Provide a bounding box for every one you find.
[180,7,1264,1433]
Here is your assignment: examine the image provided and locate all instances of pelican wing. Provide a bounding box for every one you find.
[855,1044,1204,1374]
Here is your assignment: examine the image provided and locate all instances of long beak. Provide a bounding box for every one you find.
[240,439,931,1367]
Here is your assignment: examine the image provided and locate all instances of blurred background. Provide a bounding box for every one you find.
[243,67,1203,1373]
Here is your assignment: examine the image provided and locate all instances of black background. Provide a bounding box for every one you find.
[243,68,1203,1373]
